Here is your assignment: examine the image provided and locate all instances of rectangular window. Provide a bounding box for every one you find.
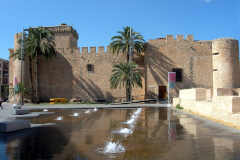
[87,64,94,72]
[172,68,183,82]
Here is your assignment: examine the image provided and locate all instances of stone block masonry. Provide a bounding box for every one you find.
[174,88,240,130]
[36,46,136,102]
[145,34,213,98]
[8,24,240,104]
[9,24,145,103]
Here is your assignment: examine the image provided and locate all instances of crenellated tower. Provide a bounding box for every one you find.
[46,23,78,49]
[212,38,239,96]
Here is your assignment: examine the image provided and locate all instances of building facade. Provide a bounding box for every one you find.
[0,58,9,100]
[8,24,240,103]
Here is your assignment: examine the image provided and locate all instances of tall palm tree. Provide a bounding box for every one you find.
[110,26,145,63]
[110,62,142,102]
[13,27,57,103]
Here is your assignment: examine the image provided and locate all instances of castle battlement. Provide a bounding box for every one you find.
[149,34,194,42]
[167,34,194,41]
[79,46,110,54]
[56,46,120,55]
[44,23,78,39]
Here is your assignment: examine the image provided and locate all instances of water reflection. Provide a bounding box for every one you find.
[10,127,69,160]
[0,130,33,160]
[1,108,240,160]
[72,113,79,117]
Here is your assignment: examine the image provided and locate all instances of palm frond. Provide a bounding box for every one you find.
[19,27,57,60]
[110,62,143,90]
[110,26,145,61]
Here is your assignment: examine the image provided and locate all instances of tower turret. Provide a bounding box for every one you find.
[212,38,239,96]
[46,23,78,49]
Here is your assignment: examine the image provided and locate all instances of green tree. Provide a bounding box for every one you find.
[110,62,143,102]
[13,27,57,103]
[110,26,145,63]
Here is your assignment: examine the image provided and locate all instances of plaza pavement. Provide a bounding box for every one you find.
[22,103,170,110]
[0,102,169,119]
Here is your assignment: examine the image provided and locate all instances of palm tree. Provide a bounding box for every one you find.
[13,27,57,103]
[110,62,143,102]
[110,26,145,63]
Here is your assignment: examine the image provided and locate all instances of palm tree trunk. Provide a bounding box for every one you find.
[128,27,133,63]
[128,49,132,63]
[126,87,129,102]
[35,57,39,103]
[28,57,34,102]
[129,86,132,102]
[126,84,132,102]
[128,46,133,63]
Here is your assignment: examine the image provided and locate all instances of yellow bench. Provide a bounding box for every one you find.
[50,98,68,104]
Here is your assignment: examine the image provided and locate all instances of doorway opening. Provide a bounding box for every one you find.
[158,85,167,100]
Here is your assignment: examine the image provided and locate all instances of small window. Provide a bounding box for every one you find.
[172,68,183,82]
[87,64,94,72]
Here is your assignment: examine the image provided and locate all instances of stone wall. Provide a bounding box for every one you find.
[174,88,240,129]
[179,88,207,101]
[37,47,144,102]
[38,47,131,102]
[9,25,145,103]
[145,35,212,98]
[212,38,240,96]
[212,96,240,113]
[174,88,240,114]
[9,24,240,103]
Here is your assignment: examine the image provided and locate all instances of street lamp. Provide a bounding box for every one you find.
[128,27,134,102]
[19,29,24,105]
[19,28,28,105]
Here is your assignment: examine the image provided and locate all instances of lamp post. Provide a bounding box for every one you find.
[20,28,24,105]
[19,28,30,105]
[128,27,134,102]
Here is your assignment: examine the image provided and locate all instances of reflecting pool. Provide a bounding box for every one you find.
[1,108,240,160]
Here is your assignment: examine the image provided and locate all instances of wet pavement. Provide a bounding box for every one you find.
[1,108,240,160]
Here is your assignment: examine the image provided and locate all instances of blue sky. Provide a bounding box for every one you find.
[0,0,239,60]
